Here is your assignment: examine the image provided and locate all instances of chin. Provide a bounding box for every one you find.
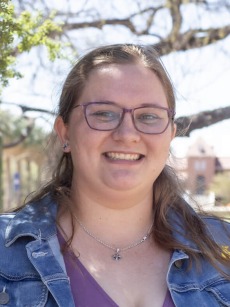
[105,180,141,192]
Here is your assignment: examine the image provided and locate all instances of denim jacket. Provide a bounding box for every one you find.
[0,195,230,307]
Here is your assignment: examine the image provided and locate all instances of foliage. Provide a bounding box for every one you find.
[0,108,48,147]
[0,0,63,91]
[210,172,230,205]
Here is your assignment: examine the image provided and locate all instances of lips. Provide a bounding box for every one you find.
[104,152,143,161]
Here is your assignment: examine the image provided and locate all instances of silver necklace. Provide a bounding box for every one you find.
[73,214,153,261]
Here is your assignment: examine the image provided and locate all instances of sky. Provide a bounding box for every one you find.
[163,41,230,157]
[1,0,230,158]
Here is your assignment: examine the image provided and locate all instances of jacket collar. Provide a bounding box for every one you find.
[5,194,57,247]
[5,194,200,252]
[169,208,200,253]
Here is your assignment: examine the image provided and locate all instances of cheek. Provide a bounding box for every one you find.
[148,133,172,152]
[69,125,103,158]
[70,135,89,159]
[155,143,171,160]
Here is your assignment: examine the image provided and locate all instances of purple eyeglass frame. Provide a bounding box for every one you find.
[73,101,175,135]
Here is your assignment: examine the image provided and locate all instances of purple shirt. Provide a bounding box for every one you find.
[163,290,174,307]
[58,231,175,306]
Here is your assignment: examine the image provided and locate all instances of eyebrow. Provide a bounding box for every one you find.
[139,103,164,108]
[85,100,165,108]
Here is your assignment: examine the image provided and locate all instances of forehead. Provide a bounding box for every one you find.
[79,63,168,107]
[88,63,156,82]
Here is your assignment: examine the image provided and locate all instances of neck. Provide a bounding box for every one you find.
[66,187,154,247]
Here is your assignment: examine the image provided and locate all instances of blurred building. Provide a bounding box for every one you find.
[2,145,45,210]
[171,137,230,209]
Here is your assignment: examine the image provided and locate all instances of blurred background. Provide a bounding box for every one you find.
[1,0,230,215]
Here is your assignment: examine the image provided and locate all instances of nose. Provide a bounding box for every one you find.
[112,111,141,143]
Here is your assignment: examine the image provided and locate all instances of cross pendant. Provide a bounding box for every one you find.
[112,249,122,261]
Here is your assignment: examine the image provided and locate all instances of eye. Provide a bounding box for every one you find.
[136,112,161,124]
[90,110,119,122]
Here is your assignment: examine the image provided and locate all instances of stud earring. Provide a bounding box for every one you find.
[63,142,69,150]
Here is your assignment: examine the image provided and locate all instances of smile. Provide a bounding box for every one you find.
[105,152,143,161]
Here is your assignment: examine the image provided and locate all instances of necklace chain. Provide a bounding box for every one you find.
[73,213,153,261]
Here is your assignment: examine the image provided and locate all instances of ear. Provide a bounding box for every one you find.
[54,116,71,152]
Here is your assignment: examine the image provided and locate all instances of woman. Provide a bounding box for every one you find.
[0,44,230,307]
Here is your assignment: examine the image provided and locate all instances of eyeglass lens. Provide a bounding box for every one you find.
[84,103,171,134]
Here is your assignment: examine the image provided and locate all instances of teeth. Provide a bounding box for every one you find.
[106,152,141,161]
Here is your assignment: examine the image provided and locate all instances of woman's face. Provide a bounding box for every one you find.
[55,63,176,199]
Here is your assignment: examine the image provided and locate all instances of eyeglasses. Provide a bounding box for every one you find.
[74,102,175,134]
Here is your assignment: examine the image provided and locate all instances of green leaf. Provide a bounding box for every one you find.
[0,1,65,92]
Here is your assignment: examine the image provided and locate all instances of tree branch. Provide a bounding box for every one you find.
[175,106,230,136]
[2,102,55,115]
[168,0,183,42]
[3,117,35,149]
[3,102,230,139]
[156,25,230,55]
